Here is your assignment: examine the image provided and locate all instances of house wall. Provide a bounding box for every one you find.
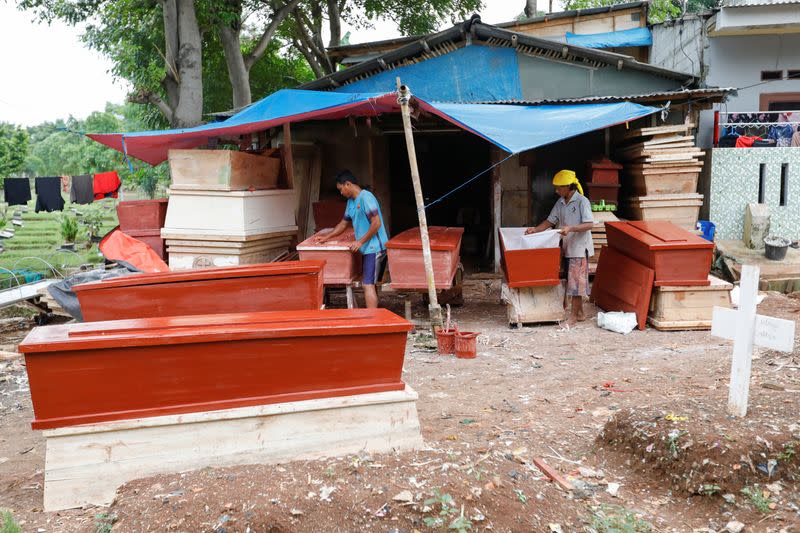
[696,33,800,147]
[650,16,705,77]
[714,5,800,34]
[517,54,682,101]
[709,147,800,240]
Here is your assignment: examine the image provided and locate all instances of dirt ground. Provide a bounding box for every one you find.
[1,279,800,532]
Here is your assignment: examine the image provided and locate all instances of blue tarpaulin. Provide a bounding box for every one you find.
[421,101,658,154]
[88,89,659,164]
[565,27,652,49]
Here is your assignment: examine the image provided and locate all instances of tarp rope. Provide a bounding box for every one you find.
[423,152,515,210]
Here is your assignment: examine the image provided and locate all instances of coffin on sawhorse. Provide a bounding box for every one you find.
[19,309,424,510]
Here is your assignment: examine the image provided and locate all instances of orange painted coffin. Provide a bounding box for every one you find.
[605,221,713,287]
[73,260,325,321]
[591,245,654,331]
[386,227,464,290]
[19,308,412,430]
[297,229,361,284]
[498,228,561,288]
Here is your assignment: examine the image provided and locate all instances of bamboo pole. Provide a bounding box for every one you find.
[396,79,443,328]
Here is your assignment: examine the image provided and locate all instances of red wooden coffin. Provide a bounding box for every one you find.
[498,228,560,288]
[19,308,412,430]
[386,227,464,290]
[312,199,346,231]
[73,260,325,321]
[297,229,361,284]
[591,245,654,331]
[122,229,166,261]
[605,221,713,287]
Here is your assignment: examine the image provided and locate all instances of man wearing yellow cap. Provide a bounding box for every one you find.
[526,170,594,324]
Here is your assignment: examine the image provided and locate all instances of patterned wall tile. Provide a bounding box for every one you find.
[709,147,800,240]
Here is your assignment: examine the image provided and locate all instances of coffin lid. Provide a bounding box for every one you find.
[606,221,714,250]
[297,228,357,251]
[72,260,325,292]
[19,308,411,353]
[386,227,465,251]
[588,158,623,170]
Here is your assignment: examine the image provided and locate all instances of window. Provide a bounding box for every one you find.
[762,71,783,81]
[758,164,766,204]
[760,92,800,112]
[781,164,790,207]
[787,70,800,80]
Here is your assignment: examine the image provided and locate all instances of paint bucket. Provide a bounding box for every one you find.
[765,236,790,261]
[454,331,479,359]
[435,328,455,355]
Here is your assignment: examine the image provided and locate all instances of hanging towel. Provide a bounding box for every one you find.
[3,177,32,206]
[60,175,71,194]
[93,170,121,200]
[34,177,65,212]
[70,174,95,204]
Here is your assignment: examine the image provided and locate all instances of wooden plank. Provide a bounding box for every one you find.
[624,123,695,139]
[282,123,294,190]
[647,317,711,331]
[502,283,565,325]
[42,387,423,511]
[531,457,573,491]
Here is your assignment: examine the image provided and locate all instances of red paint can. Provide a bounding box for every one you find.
[454,332,479,359]
[435,328,455,355]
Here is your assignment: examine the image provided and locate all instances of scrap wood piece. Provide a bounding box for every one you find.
[531,457,574,491]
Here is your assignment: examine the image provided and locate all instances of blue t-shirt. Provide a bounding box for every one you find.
[344,190,388,255]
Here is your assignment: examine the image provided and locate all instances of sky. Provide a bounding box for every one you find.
[0,2,531,127]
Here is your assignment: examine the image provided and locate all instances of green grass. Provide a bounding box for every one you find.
[1,509,22,533]
[0,198,118,277]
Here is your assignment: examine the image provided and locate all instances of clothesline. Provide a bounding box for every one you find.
[2,172,121,213]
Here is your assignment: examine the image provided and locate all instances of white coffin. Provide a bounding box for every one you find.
[162,188,297,238]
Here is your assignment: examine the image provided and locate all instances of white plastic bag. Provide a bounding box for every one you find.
[596,311,638,335]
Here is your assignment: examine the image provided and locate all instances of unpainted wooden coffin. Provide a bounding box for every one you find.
[605,220,713,287]
[74,260,325,321]
[297,228,362,284]
[386,227,463,290]
[19,308,412,429]
[168,149,281,191]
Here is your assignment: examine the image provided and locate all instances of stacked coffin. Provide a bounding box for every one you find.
[589,210,619,272]
[616,124,704,231]
[20,260,423,512]
[591,220,729,331]
[162,149,298,269]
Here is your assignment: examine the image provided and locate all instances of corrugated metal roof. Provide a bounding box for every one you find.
[723,0,800,6]
[463,87,736,105]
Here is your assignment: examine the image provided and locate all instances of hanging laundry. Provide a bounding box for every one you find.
[767,124,794,147]
[735,136,762,148]
[93,170,121,200]
[60,175,71,194]
[3,177,32,206]
[34,177,65,213]
[70,174,94,204]
[792,127,800,148]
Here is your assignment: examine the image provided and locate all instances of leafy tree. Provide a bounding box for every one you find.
[560,0,715,22]
[0,123,29,183]
[16,0,483,128]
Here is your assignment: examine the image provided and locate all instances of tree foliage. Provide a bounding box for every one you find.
[561,0,718,22]
[0,123,29,182]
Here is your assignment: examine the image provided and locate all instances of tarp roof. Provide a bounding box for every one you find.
[88,89,659,165]
[565,27,653,48]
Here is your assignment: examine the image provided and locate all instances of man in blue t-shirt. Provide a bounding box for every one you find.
[318,170,388,308]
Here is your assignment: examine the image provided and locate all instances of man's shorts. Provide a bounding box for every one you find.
[565,256,589,297]
[362,251,386,285]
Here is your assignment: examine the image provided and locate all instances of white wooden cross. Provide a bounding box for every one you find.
[711,265,796,417]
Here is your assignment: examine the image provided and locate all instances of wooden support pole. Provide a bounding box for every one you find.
[396,79,442,328]
[282,122,295,190]
[491,149,502,273]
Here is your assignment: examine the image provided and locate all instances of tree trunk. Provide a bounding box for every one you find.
[173,0,203,127]
[219,24,252,110]
[524,0,537,17]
